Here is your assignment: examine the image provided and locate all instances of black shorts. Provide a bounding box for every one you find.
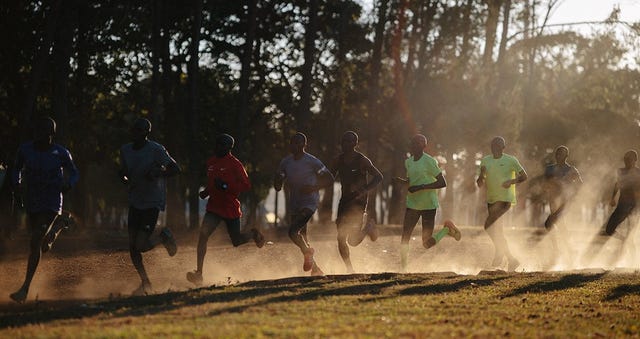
[127,206,160,234]
[27,211,58,236]
[336,199,367,227]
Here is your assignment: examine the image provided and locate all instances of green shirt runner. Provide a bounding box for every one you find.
[480,153,524,204]
[405,152,442,210]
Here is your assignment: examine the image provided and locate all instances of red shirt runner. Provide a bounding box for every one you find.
[204,153,251,219]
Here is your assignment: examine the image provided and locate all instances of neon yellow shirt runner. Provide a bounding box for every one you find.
[405,152,442,210]
[480,153,524,204]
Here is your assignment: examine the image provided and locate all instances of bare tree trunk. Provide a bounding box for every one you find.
[159,0,184,229]
[455,0,475,80]
[482,0,502,66]
[297,0,318,131]
[367,0,389,224]
[73,0,91,227]
[497,0,511,67]
[186,0,202,230]
[388,0,411,224]
[52,1,75,142]
[23,0,62,139]
[150,0,162,129]
[238,0,257,145]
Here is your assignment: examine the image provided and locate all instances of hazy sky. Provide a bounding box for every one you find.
[547,0,640,25]
[357,0,640,26]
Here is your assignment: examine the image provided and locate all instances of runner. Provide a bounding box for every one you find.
[330,131,383,273]
[476,136,527,271]
[186,134,265,286]
[395,134,461,272]
[541,145,582,260]
[274,132,334,276]
[603,150,640,237]
[9,117,79,303]
[118,118,180,295]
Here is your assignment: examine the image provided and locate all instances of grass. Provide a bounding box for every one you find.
[1,271,639,338]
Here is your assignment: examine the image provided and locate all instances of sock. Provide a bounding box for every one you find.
[433,227,449,243]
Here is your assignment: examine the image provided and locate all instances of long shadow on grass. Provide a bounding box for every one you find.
[0,274,414,329]
[603,284,640,301]
[500,273,606,298]
[397,277,507,296]
[204,279,402,317]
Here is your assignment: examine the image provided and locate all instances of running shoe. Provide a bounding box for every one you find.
[160,227,178,256]
[443,220,461,241]
[303,248,315,271]
[186,270,203,286]
[42,212,73,253]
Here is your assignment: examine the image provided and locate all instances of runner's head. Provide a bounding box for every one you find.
[341,131,358,153]
[131,118,151,144]
[215,133,235,157]
[410,134,427,155]
[289,132,307,155]
[624,150,637,168]
[555,145,569,164]
[34,117,56,143]
[490,136,505,156]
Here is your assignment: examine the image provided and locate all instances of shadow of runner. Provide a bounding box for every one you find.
[500,273,606,298]
[0,275,409,329]
[205,279,400,317]
[602,284,640,301]
[397,277,507,296]
[0,283,298,329]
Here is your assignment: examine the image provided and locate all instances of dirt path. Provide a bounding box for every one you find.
[0,223,636,305]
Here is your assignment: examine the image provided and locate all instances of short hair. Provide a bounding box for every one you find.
[342,131,358,143]
[412,134,427,146]
[624,150,638,161]
[216,133,235,149]
[292,132,307,145]
[132,118,152,134]
[491,136,505,146]
[36,117,56,136]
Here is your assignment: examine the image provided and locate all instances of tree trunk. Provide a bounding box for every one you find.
[238,0,257,146]
[52,1,76,142]
[72,0,91,227]
[497,0,511,67]
[297,0,318,132]
[482,0,502,66]
[455,0,475,80]
[159,0,184,229]
[186,0,203,230]
[366,0,389,223]
[150,0,162,129]
[23,0,62,139]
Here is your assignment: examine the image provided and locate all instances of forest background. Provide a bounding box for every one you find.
[0,0,639,233]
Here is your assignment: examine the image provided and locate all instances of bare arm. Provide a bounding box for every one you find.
[610,181,619,206]
[357,157,383,195]
[476,166,486,188]
[502,169,527,189]
[274,172,285,191]
[408,173,446,193]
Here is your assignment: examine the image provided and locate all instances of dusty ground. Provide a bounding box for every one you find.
[0,221,637,305]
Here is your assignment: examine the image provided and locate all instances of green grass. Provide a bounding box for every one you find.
[1,271,640,338]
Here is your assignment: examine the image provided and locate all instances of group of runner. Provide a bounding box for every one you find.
[6,117,640,303]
